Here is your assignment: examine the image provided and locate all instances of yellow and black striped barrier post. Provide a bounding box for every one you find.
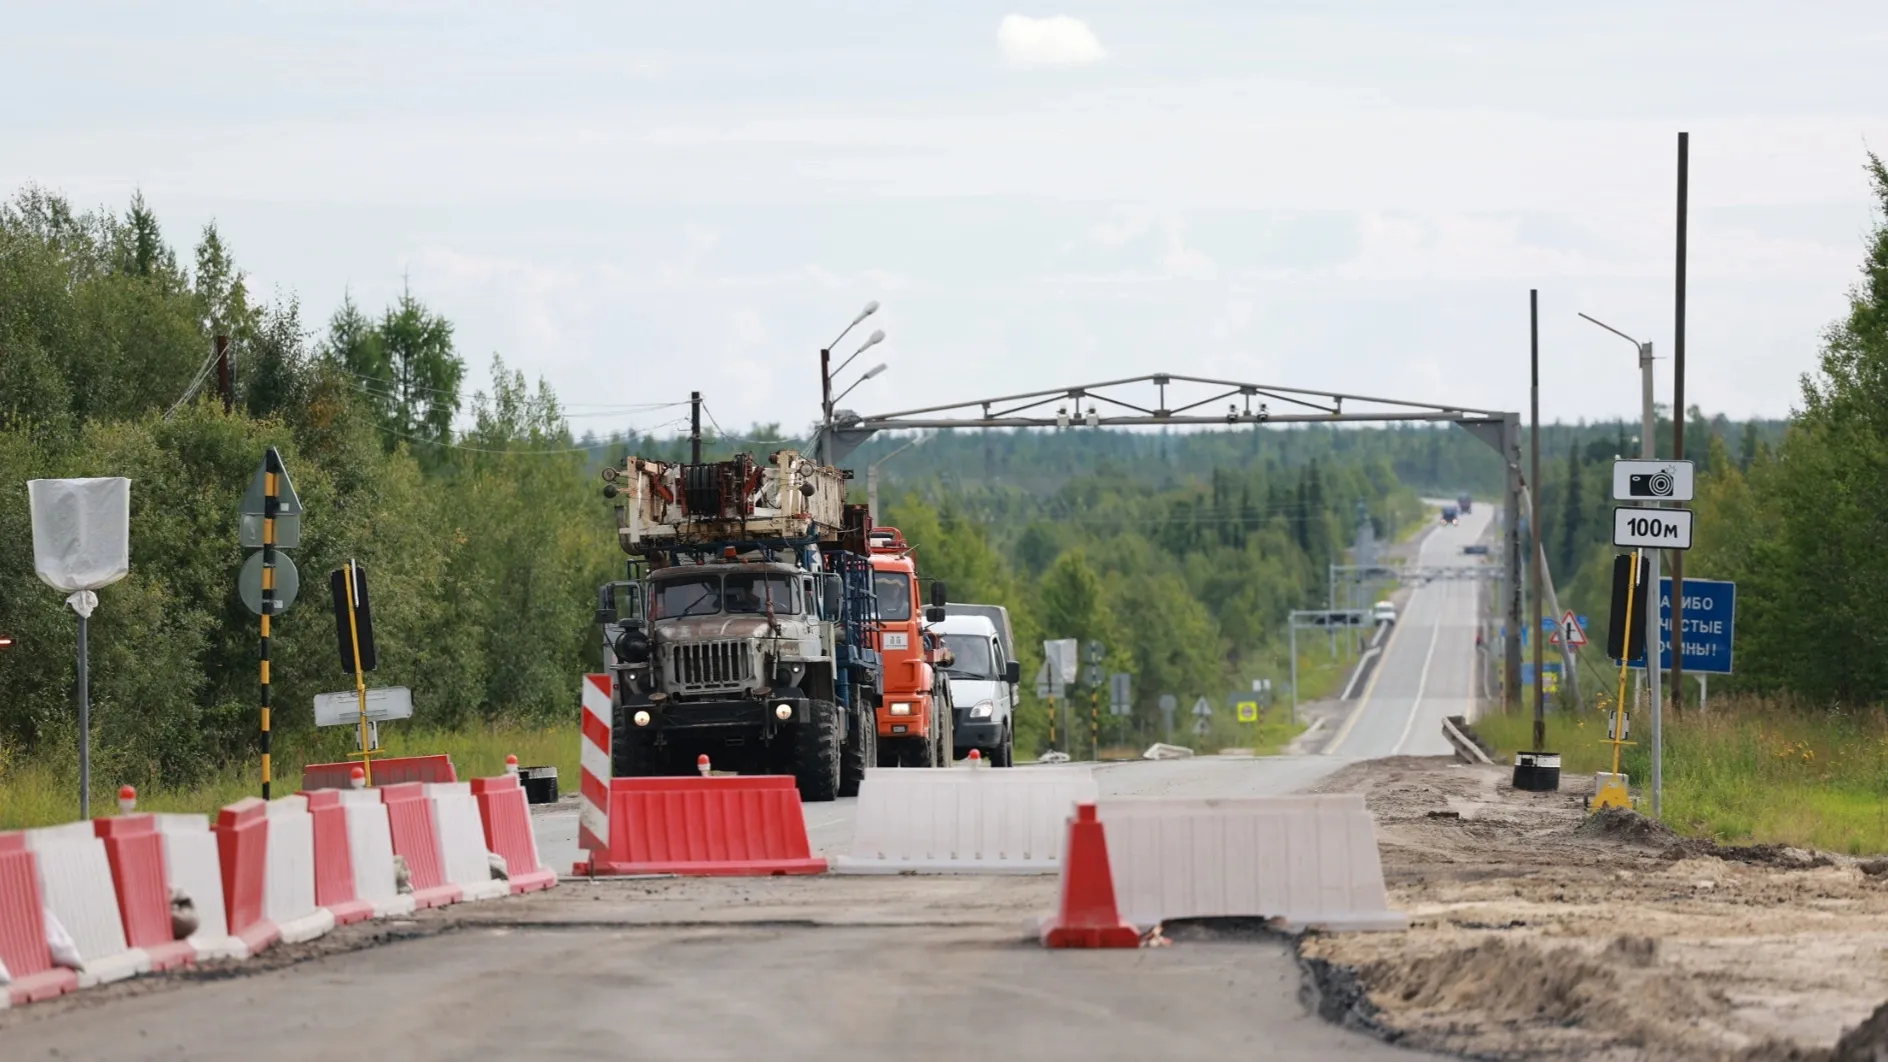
[343,560,375,786]
[259,448,279,799]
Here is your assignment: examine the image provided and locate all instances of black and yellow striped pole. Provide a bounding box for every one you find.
[343,560,374,786]
[260,447,280,799]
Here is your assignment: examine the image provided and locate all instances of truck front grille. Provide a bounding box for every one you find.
[666,640,756,694]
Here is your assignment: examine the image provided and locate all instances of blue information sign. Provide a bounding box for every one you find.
[1626,577,1735,674]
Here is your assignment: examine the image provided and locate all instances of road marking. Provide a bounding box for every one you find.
[1391,580,1450,755]
[1325,604,1410,756]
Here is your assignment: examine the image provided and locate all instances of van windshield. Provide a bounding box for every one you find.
[941,634,997,679]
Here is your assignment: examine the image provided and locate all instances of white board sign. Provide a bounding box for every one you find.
[1611,460,1694,502]
[314,686,414,727]
[1612,507,1694,550]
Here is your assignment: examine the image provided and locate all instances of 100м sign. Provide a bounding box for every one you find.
[1612,506,1694,550]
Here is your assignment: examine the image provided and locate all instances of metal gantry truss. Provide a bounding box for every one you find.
[817,372,1527,714]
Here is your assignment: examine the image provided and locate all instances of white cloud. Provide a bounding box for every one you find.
[997,15,1107,67]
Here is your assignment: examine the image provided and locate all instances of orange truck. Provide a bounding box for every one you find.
[866,527,954,767]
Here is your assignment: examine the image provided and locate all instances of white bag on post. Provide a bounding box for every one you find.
[28,478,131,592]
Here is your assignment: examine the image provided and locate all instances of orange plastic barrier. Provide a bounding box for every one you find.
[301,755,457,791]
[378,783,460,908]
[93,815,196,970]
[213,799,280,956]
[301,790,375,925]
[471,774,557,894]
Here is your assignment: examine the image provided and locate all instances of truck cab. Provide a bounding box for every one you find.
[933,613,1021,766]
[866,528,954,767]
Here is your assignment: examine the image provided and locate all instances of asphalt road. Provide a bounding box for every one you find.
[1321,504,1494,759]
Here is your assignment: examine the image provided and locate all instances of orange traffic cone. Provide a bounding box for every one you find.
[1040,803,1139,948]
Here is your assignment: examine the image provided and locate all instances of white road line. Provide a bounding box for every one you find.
[1391,580,1450,755]
[1339,647,1382,701]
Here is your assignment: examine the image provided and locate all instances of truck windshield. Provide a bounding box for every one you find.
[941,634,996,679]
[725,574,799,615]
[873,572,912,621]
[653,574,722,618]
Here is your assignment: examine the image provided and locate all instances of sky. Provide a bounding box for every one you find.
[5,1,1886,437]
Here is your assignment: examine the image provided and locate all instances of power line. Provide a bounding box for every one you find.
[330,363,686,411]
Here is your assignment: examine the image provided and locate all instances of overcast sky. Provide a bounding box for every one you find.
[6,2,1885,436]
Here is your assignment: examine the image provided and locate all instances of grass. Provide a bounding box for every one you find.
[1473,695,1888,855]
[0,724,578,830]
[1251,712,1308,757]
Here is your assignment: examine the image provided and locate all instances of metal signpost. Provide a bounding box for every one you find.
[1612,458,1695,816]
[1158,694,1177,744]
[1043,638,1078,753]
[1286,609,1370,723]
[239,448,302,799]
[329,561,380,784]
[1109,673,1131,717]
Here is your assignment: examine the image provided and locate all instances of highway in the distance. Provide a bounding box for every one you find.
[1322,503,1494,759]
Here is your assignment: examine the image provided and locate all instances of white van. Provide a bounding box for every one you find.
[933,613,1020,766]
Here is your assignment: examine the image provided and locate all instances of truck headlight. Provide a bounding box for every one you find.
[969,701,994,719]
[633,710,651,727]
[888,702,913,716]
[774,703,795,721]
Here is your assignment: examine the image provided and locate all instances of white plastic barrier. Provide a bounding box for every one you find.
[337,789,415,918]
[834,767,1099,874]
[26,822,150,986]
[155,813,248,960]
[424,783,507,901]
[263,796,335,944]
[1097,794,1406,932]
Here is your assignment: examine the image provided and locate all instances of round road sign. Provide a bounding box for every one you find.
[239,551,299,616]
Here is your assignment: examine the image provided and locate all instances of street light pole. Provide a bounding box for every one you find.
[818,302,879,464]
[867,433,929,523]
[1579,310,1663,816]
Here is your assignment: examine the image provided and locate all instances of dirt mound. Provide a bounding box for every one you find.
[1828,999,1888,1062]
[1573,806,1681,847]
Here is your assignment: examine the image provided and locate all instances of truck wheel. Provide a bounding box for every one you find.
[840,705,873,797]
[793,699,842,802]
[992,726,1014,768]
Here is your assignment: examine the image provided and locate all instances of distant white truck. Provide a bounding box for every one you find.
[932,611,1021,766]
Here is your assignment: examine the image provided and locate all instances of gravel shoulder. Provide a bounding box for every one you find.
[1299,755,1888,1061]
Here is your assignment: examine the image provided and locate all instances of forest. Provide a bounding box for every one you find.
[2,151,1884,793]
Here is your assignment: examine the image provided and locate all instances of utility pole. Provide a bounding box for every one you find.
[215,335,233,414]
[1530,291,1545,750]
[1641,342,1663,817]
[1670,131,1690,718]
[689,391,702,463]
[818,349,832,465]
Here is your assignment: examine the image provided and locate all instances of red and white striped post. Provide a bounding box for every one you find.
[578,674,613,859]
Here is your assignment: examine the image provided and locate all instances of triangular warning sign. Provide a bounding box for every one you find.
[241,447,303,517]
[1561,610,1588,648]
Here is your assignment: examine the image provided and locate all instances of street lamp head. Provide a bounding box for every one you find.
[862,362,887,381]
[862,328,885,350]
[854,301,880,325]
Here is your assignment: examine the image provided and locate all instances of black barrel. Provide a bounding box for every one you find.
[520,766,559,804]
[1511,751,1561,792]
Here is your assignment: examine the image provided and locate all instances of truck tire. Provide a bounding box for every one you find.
[840,703,873,797]
[794,699,842,802]
[992,725,1014,768]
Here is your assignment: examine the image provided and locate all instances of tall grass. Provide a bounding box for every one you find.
[0,725,579,830]
[1475,694,1888,855]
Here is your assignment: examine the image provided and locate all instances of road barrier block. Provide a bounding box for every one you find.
[301,755,457,791]
[1096,794,1405,932]
[263,796,336,944]
[584,776,826,876]
[93,815,195,970]
[156,814,246,960]
[26,822,150,985]
[0,832,80,1005]
[214,799,281,956]
[471,774,557,894]
[835,767,1099,874]
[425,783,509,901]
[578,674,612,857]
[335,789,413,918]
[379,784,460,908]
[301,790,375,925]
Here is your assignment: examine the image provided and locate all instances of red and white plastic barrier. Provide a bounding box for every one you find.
[261,796,336,944]
[155,813,246,960]
[579,673,612,856]
[302,790,375,926]
[214,798,282,956]
[93,814,195,971]
[472,773,557,893]
[335,788,414,917]
[26,822,150,985]
[0,832,80,1005]
[380,783,461,909]
[425,783,508,902]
